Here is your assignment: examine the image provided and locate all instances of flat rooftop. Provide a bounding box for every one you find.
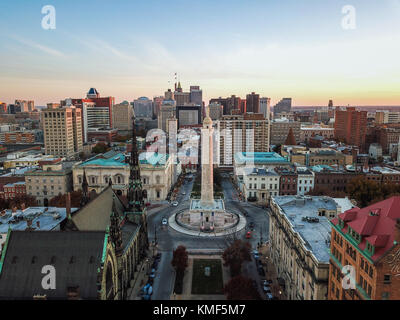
[0,207,78,233]
[234,152,290,165]
[273,196,355,263]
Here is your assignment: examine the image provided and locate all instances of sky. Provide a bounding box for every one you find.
[1,0,400,106]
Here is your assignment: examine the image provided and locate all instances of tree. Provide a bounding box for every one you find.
[222,240,251,277]
[92,142,110,154]
[223,275,261,300]
[306,186,347,198]
[0,194,38,210]
[171,245,188,274]
[347,176,383,207]
[49,190,83,208]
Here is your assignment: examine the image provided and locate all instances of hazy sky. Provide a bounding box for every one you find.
[1,0,400,106]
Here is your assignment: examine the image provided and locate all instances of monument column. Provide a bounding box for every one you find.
[201,106,214,206]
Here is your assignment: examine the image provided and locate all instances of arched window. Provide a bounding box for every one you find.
[106,262,114,300]
[104,176,109,184]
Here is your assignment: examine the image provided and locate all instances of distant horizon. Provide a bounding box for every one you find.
[2,0,400,106]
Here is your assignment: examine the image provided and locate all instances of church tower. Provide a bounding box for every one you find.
[125,115,148,252]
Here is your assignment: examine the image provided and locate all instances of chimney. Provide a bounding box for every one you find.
[66,192,71,219]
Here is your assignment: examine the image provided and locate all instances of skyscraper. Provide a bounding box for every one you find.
[42,106,83,159]
[190,86,203,106]
[334,107,367,150]
[133,97,153,119]
[274,98,292,115]
[246,92,260,113]
[260,97,271,119]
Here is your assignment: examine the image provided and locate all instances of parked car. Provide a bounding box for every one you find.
[246,231,251,239]
[263,285,272,293]
[263,279,273,285]
[172,201,179,206]
[258,266,265,276]
[265,293,274,300]
[254,254,260,260]
[156,253,162,260]
[249,222,255,230]
[162,218,168,225]
[152,260,158,269]
[182,191,186,195]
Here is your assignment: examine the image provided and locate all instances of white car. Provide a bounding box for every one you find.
[182,192,186,195]
[172,201,179,207]
[162,218,168,225]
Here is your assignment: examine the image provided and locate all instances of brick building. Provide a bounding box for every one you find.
[329,196,400,300]
[334,107,367,151]
[275,167,297,196]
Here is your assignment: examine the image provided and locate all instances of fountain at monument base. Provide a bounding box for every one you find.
[175,199,241,233]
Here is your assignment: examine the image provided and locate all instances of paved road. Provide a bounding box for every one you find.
[146,173,270,300]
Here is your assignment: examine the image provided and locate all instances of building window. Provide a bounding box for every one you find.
[384,275,391,284]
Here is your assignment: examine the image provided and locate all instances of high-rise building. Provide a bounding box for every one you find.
[209,102,224,121]
[246,92,260,113]
[190,86,203,106]
[260,97,271,119]
[270,119,301,145]
[328,196,400,300]
[113,101,134,132]
[164,89,174,100]
[158,100,176,132]
[209,95,242,115]
[274,98,292,115]
[15,100,34,112]
[217,113,270,168]
[41,106,83,159]
[176,104,202,127]
[334,107,367,150]
[153,96,164,117]
[63,88,115,128]
[133,97,153,119]
[375,110,400,124]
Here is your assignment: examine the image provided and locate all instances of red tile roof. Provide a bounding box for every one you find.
[333,196,400,262]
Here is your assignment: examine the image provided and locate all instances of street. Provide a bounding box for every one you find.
[145,173,270,300]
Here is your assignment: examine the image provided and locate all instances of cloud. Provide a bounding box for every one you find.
[10,35,66,58]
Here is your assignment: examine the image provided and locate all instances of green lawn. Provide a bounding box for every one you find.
[191,259,224,295]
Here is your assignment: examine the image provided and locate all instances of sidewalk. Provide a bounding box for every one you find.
[259,244,287,300]
[127,249,154,300]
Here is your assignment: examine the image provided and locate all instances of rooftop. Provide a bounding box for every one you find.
[234,152,290,165]
[78,153,127,168]
[139,152,169,166]
[273,195,355,263]
[0,207,78,234]
[332,196,400,262]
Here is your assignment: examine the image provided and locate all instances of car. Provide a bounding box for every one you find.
[258,267,266,276]
[149,272,155,278]
[265,293,274,300]
[254,254,260,260]
[263,279,273,285]
[249,222,255,229]
[156,253,162,260]
[263,285,271,293]
[182,191,186,195]
[252,250,259,256]
[172,201,179,207]
[151,261,158,269]
[246,231,251,239]
[162,218,168,225]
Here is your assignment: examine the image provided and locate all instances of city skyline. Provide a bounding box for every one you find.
[1,0,400,106]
